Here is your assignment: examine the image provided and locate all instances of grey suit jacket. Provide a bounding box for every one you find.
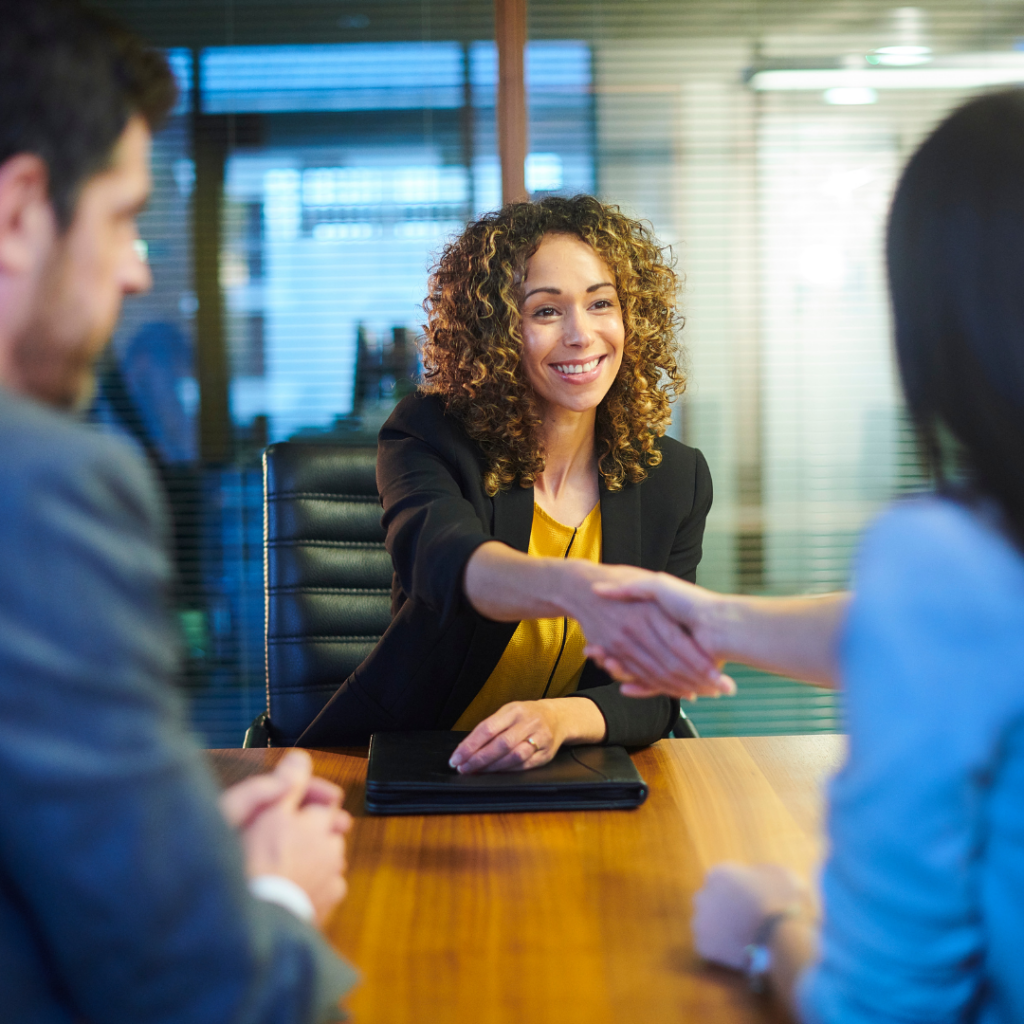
[0,388,357,1023]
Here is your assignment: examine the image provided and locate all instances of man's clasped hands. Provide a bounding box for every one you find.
[219,750,353,925]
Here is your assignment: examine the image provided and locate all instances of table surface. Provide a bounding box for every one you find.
[212,735,845,1024]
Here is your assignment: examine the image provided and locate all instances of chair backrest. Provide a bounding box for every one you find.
[263,443,393,745]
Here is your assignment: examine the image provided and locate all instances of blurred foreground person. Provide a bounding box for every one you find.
[0,2,356,1020]
[594,90,1024,1022]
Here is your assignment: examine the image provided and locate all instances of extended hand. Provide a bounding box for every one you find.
[587,570,736,699]
[227,750,353,924]
[564,564,733,700]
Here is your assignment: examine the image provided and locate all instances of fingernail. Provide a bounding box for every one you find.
[449,754,462,768]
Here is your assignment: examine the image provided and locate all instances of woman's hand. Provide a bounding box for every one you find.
[586,570,735,698]
[692,863,807,969]
[449,696,606,773]
[591,572,849,692]
[560,562,734,701]
[692,863,817,1016]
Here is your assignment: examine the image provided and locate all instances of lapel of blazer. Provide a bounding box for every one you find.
[601,480,642,567]
[492,481,535,553]
[438,483,535,728]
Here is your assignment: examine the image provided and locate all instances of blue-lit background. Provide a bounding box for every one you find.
[92,0,1014,746]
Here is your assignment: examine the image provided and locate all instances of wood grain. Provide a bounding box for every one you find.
[210,734,842,1024]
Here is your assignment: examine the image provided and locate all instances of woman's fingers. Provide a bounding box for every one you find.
[602,609,669,679]
[449,704,519,768]
[450,703,556,773]
[476,738,552,773]
[620,671,736,700]
[457,730,528,772]
[640,605,719,691]
[596,602,696,686]
[583,593,732,699]
[460,722,550,772]
[640,610,732,698]
[584,647,633,682]
[653,611,720,681]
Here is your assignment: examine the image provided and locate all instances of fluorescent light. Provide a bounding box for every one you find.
[824,86,878,105]
[867,45,931,67]
[749,55,1024,91]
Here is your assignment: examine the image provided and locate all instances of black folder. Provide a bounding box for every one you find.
[364,731,649,815]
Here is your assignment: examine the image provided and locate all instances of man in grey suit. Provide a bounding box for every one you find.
[0,1,358,1020]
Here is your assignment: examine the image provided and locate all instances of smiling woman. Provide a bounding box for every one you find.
[298,195,731,768]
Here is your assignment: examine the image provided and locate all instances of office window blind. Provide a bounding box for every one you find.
[530,0,1013,736]
[91,0,1010,744]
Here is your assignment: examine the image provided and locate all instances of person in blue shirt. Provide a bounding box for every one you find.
[588,89,1024,1022]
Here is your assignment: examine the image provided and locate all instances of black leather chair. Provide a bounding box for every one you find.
[243,443,394,747]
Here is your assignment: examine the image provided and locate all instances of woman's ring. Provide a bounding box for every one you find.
[526,736,540,750]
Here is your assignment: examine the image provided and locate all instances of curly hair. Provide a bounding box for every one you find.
[421,195,686,495]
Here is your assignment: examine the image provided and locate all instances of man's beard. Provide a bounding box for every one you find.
[9,329,103,411]
[10,245,111,412]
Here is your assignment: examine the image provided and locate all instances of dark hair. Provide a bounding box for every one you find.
[0,0,177,227]
[422,194,686,495]
[887,89,1024,544]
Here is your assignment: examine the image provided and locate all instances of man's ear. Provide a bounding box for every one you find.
[0,154,57,276]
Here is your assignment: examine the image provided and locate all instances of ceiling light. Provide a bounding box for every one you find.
[824,86,878,105]
[748,54,1024,91]
[867,45,932,66]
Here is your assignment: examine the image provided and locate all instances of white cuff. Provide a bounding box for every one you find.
[248,874,316,923]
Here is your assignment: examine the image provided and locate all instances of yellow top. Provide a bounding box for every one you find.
[453,501,603,731]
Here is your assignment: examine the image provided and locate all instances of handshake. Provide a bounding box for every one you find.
[567,564,845,699]
[561,564,739,702]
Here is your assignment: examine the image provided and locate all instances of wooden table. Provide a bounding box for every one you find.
[212,735,844,1024]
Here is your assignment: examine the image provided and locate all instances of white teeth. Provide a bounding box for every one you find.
[554,357,601,376]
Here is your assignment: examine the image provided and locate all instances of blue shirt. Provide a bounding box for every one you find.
[800,497,1024,1024]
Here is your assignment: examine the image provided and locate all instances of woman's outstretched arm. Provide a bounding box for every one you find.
[589,573,849,695]
[463,541,733,696]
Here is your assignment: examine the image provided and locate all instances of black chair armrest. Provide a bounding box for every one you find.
[672,710,700,739]
[243,711,273,748]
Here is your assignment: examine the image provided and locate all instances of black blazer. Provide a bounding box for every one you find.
[299,393,713,747]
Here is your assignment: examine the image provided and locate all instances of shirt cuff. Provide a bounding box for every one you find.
[248,874,316,923]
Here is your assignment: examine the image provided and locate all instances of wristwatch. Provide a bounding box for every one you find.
[743,910,794,992]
